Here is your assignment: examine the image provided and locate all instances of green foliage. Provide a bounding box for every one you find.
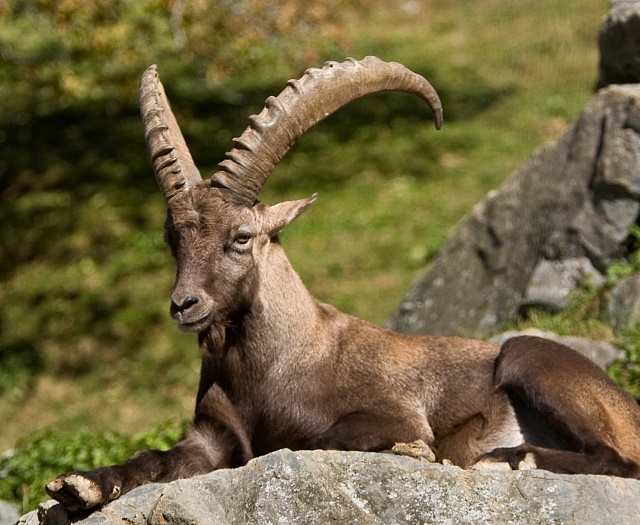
[608,325,640,399]
[0,0,361,120]
[0,341,43,403]
[0,420,184,513]
[507,283,613,342]
[606,225,640,285]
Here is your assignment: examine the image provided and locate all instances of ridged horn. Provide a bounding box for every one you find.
[140,65,203,203]
[211,56,443,204]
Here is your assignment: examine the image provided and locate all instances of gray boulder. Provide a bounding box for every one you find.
[17,449,640,525]
[0,501,19,525]
[521,257,605,311]
[597,0,640,88]
[388,84,640,338]
[608,271,640,332]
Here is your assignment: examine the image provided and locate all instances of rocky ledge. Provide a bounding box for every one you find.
[18,449,640,525]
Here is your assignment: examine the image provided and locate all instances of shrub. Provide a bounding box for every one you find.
[0,420,184,513]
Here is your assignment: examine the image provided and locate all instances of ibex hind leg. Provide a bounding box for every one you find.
[474,335,640,479]
[471,443,640,478]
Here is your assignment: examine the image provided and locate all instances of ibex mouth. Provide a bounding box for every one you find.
[170,296,216,333]
[174,313,214,333]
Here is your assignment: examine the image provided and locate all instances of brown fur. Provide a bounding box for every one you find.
[46,184,640,512]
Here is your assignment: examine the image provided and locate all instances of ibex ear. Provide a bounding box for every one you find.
[263,194,317,237]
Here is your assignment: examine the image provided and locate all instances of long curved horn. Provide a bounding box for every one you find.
[140,65,202,202]
[212,56,443,204]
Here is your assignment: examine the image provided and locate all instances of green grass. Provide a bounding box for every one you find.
[609,326,640,398]
[267,0,608,321]
[0,421,185,514]
[1,0,627,512]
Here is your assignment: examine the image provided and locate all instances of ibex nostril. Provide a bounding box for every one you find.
[182,296,199,311]
[171,295,199,315]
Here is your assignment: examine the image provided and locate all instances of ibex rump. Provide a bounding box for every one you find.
[47,57,640,512]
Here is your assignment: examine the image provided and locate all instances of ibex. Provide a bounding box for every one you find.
[47,57,640,511]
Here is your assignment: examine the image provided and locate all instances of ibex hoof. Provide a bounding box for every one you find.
[391,439,436,462]
[517,452,538,470]
[468,457,513,472]
[468,446,539,472]
[45,474,104,512]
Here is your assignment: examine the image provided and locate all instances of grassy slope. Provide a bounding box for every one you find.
[1,0,608,450]
[276,0,606,320]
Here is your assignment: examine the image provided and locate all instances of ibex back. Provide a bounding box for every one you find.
[47,57,640,512]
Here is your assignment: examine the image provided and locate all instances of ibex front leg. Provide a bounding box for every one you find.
[46,384,253,511]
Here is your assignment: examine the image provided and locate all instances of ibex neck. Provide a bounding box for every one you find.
[252,243,321,349]
[200,242,323,369]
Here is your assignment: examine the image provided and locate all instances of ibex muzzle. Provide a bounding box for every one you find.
[46,57,640,513]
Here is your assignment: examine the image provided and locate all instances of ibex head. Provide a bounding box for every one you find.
[160,185,316,333]
[140,57,442,333]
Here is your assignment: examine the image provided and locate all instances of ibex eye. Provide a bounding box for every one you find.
[234,233,251,245]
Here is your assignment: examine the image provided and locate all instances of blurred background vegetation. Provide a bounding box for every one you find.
[2,0,630,512]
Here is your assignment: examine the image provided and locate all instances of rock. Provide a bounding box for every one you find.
[0,501,20,525]
[596,0,640,88]
[489,328,624,369]
[608,272,640,332]
[388,84,640,338]
[36,501,69,525]
[522,257,605,311]
[17,450,640,525]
